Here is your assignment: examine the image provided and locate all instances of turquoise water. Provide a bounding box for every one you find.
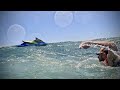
[0,37,120,79]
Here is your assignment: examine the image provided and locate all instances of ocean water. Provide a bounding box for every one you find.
[0,37,120,79]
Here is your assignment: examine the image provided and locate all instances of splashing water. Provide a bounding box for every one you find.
[0,37,120,79]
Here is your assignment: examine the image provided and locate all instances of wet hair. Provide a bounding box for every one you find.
[104,49,108,55]
[96,48,108,55]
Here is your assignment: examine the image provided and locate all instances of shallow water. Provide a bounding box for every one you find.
[0,37,120,79]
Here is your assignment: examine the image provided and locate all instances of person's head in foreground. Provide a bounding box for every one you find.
[79,41,120,67]
[96,48,108,62]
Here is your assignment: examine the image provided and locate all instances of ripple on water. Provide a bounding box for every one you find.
[0,37,120,79]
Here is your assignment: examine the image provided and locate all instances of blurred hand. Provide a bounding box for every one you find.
[79,41,91,49]
[79,41,96,49]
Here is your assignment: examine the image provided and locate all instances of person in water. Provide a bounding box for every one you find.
[79,41,120,67]
[33,37,43,43]
[22,37,43,44]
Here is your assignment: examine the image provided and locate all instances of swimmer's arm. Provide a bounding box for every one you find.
[91,41,118,51]
[107,50,118,66]
[80,41,118,51]
[107,54,114,66]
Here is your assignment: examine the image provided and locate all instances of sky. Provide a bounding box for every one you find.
[0,11,120,46]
